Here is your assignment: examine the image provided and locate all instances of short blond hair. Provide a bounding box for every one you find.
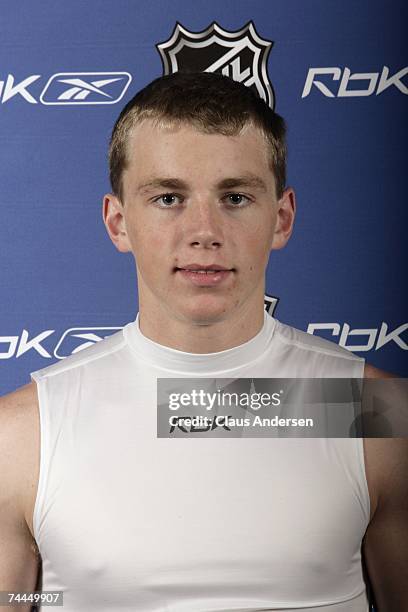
[109,72,287,201]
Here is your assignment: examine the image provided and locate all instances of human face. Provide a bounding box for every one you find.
[104,120,294,328]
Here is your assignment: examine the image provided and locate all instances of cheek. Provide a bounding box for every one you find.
[128,219,168,255]
[244,211,275,241]
[241,231,272,264]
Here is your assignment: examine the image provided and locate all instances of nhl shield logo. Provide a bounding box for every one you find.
[157,21,275,109]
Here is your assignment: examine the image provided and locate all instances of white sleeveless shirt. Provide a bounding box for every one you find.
[30,312,370,611]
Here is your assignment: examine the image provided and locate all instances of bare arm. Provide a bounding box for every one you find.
[363,363,408,611]
[363,364,408,612]
[0,382,41,611]
[362,437,408,611]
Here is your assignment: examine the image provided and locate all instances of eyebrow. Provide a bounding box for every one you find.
[136,174,268,194]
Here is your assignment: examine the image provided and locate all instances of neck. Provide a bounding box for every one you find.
[137,302,266,354]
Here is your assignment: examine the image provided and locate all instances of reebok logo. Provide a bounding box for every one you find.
[0,72,132,105]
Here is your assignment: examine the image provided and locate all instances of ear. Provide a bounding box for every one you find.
[102,193,132,253]
[271,187,296,250]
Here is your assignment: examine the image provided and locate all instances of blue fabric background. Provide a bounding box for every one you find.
[0,0,406,394]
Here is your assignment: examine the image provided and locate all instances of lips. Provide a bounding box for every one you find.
[175,264,233,272]
[175,264,234,286]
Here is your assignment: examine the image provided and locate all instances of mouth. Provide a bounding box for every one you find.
[175,264,234,272]
[174,265,234,287]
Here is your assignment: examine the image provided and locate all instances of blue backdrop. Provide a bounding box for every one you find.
[1,0,407,396]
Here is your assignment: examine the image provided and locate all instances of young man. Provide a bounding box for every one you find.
[0,72,406,612]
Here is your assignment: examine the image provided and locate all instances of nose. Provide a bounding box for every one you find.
[185,197,224,249]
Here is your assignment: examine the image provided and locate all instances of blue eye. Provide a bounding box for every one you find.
[224,193,250,206]
[152,192,251,208]
[153,193,183,207]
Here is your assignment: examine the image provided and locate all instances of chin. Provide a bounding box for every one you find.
[177,299,233,326]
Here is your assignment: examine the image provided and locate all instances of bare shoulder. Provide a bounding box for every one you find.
[0,380,39,443]
[364,362,396,378]
[0,380,39,415]
[362,362,407,522]
[0,381,40,538]
[363,436,408,525]
[364,437,408,509]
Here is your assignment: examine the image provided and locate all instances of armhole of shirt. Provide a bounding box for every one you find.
[30,372,50,545]
[355,432,371,527]
[353,357,371,527]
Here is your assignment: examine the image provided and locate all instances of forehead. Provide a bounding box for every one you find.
[124,119,273,182]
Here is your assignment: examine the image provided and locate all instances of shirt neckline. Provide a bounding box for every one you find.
[123,310,276,375]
